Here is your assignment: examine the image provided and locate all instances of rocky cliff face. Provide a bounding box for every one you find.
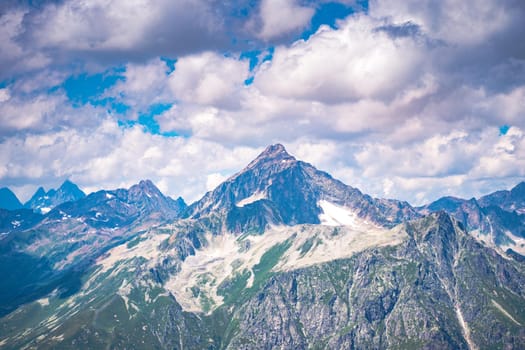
[226,213,525,349]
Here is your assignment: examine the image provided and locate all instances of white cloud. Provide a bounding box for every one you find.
[257,0,315,40]
[206,173,228,191]
[0,94,63,133]
[351,127,525,204]
[167,52,249,107]
[107,59,171,116]
[0,10,25,62]
[29,0,225,55]
[254,15,425,103]
[0,89,106,137]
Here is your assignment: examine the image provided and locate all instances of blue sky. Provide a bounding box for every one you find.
[0,0,524,205]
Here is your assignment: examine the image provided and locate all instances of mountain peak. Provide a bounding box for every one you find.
[133,179,160,194]
[125,180,187,219]
[265,143,287,153]
[0,187,23,210]
[25,180,85,213]
[33,187,46,198]
[129,180,167,201]
[59,179,74,188]
[245,143,296,169]
[58,180,85,199]
[138,179,155,188]
[59,179,83,193]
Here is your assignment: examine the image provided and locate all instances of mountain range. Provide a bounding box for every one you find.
[0,179,86,214]
[25,180,86,214]
[0,144,524,349]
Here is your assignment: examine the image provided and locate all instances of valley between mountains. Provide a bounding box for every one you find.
[1,144,524,349]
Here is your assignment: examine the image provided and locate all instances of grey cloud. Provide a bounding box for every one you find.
[374,21,422,38]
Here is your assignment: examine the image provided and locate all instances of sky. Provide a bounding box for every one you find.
[1,0,525,206]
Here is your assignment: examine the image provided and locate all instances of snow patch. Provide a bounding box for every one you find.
[105,193,114,199]
[318,200,360,227]
[472,228,525,257]
[51,334,65,342]
[36,297,50,306]
[11,220,21,228]
[236,191,266,207]
[40,207,51,214]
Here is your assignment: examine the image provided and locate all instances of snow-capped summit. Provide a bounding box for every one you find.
[186,144,419,232]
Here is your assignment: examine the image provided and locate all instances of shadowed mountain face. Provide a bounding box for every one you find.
[0,145,524,349]
[0,208,43,234]
[0,187,23,210]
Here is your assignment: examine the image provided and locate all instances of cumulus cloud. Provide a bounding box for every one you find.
[26,0,227,59]
[0,0,326,76]
[167,52,250,107]
[254,15,425,103]
[0,9,50,77]
[370,0,516,46]
[0,91,106,137]
[0,88,10,102]
[350,127,525,204]
[256,0,315,40]
[106,59,172,116]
